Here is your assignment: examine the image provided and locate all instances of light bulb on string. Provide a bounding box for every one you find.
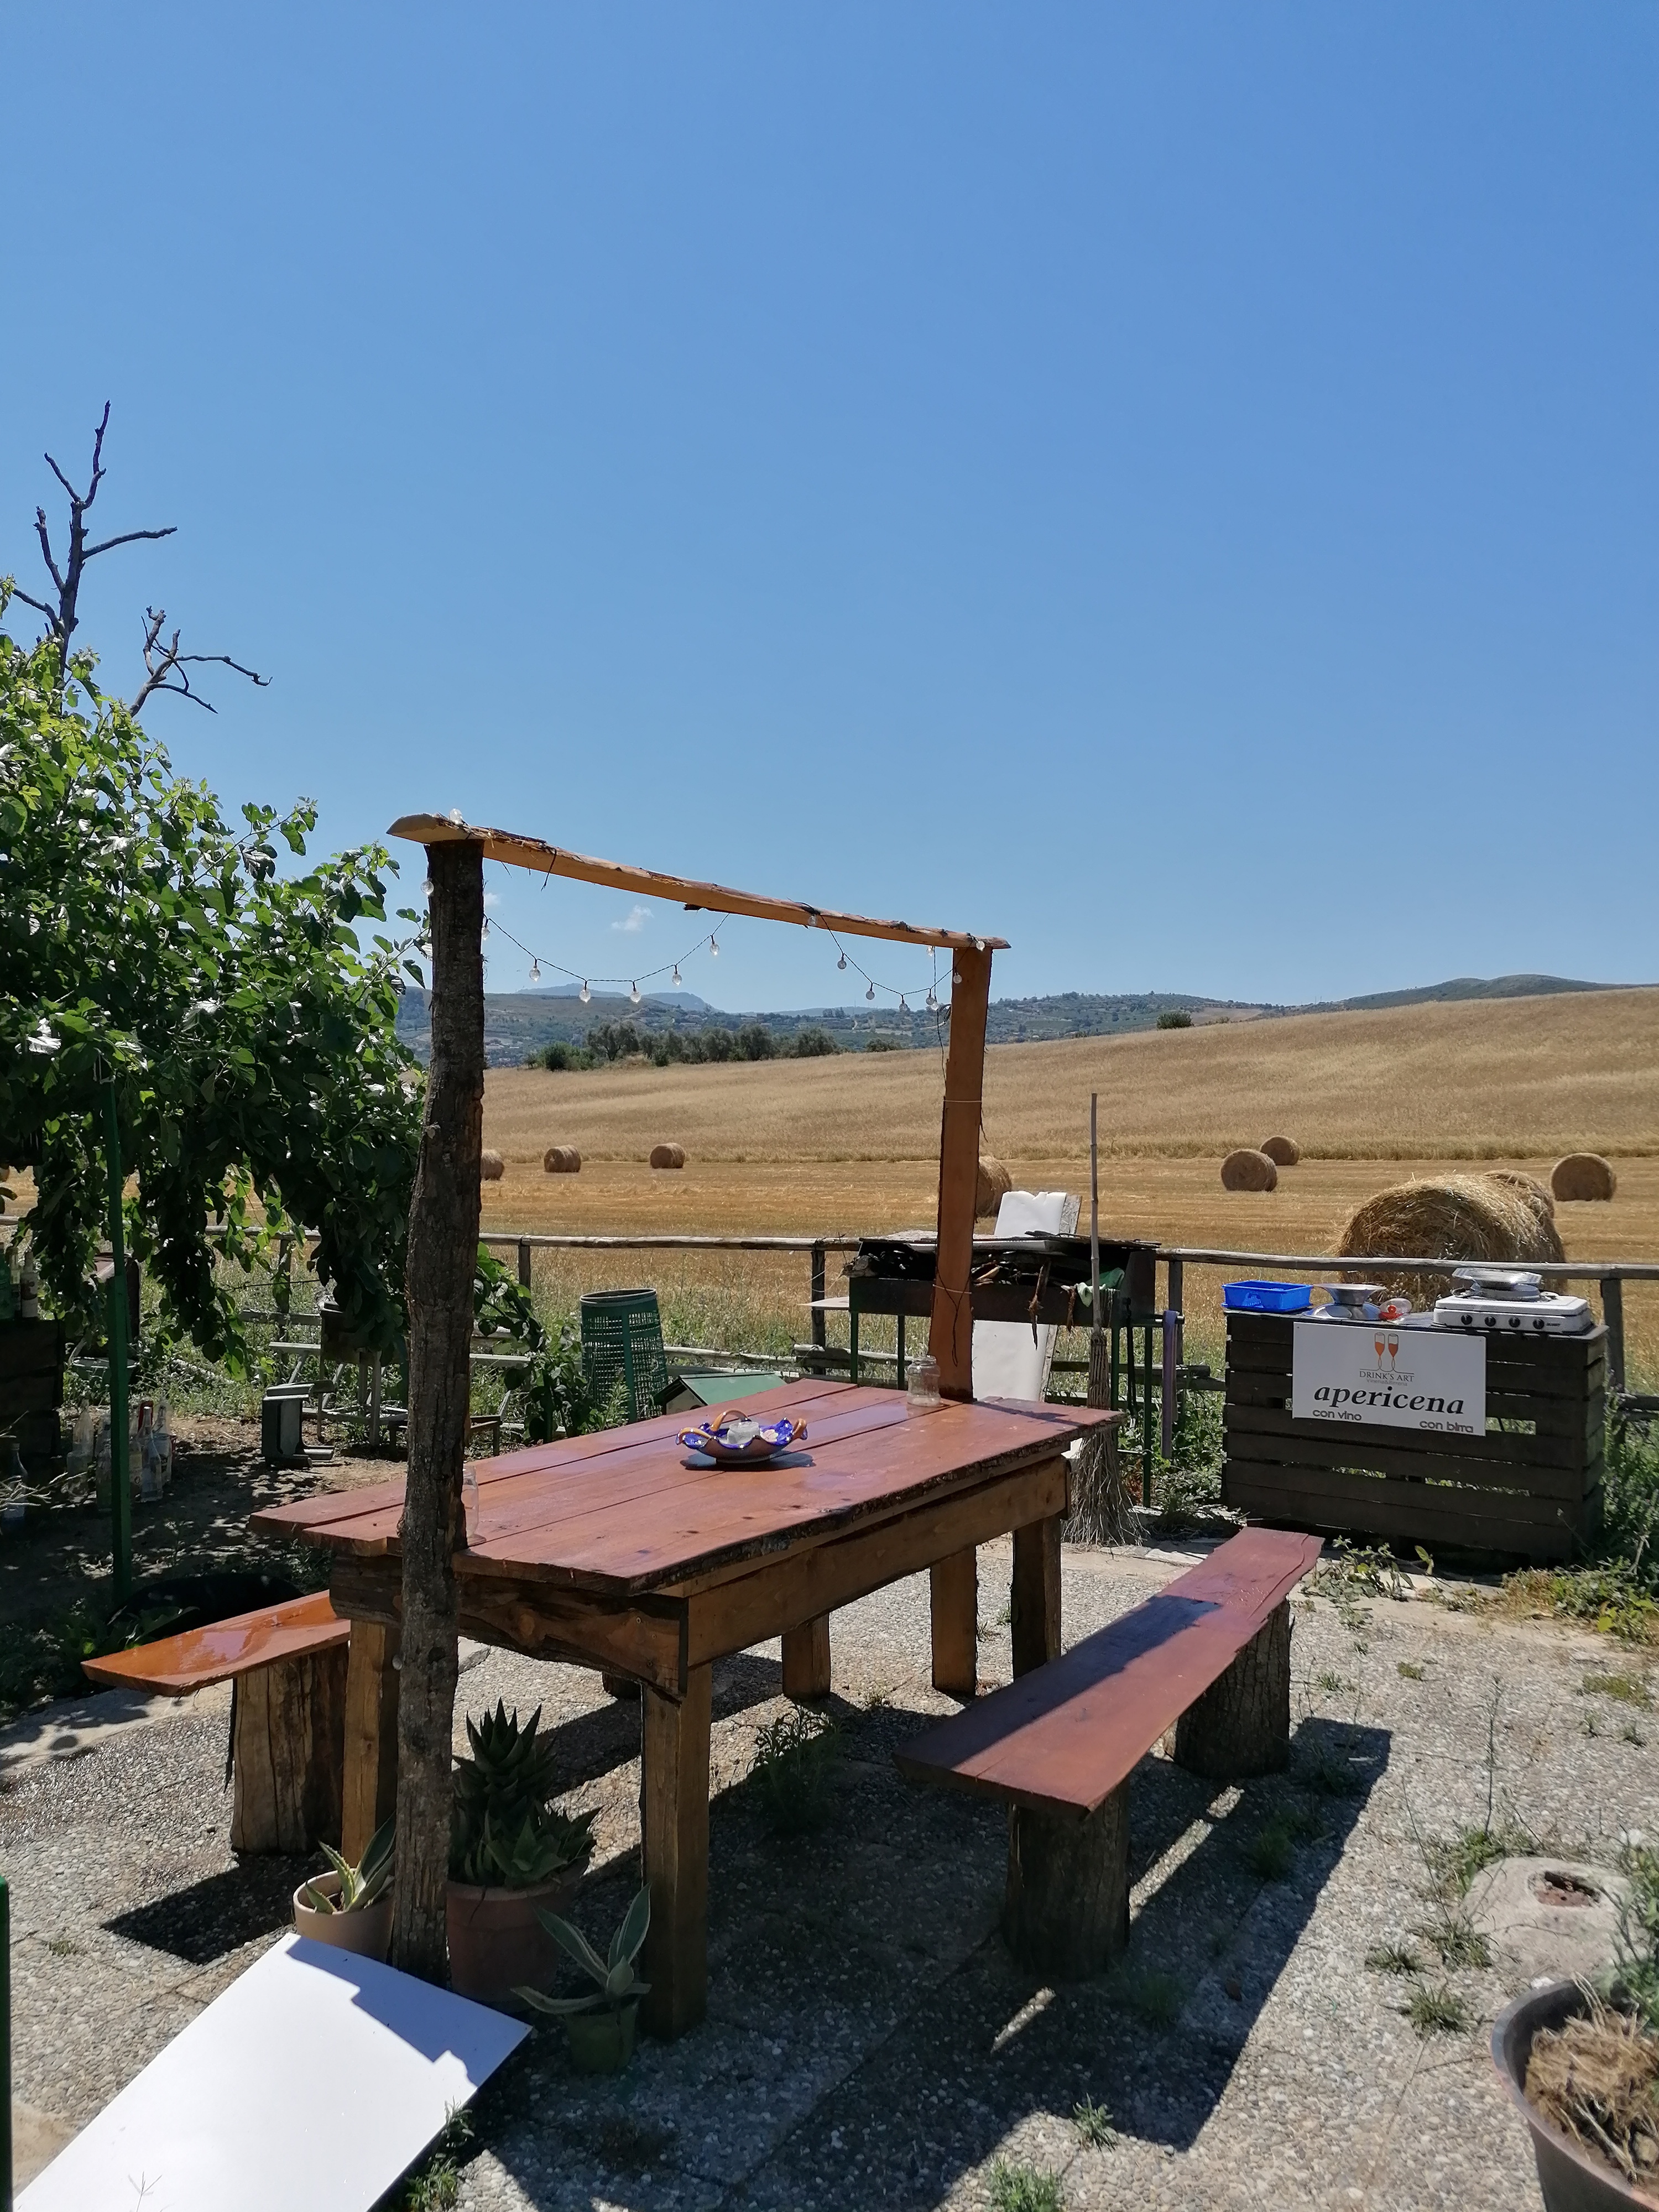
[421,877,432,898]
[898,995,908,1015]
[926,987,937,1011]
[481,916,489,938]
[866,981,875,1002]
[579,980,591,1004]
[837,950,847,971]
[709,933,719,957]
[672,965,681,988]
[629,981,641,1006]
[528,961,540,984]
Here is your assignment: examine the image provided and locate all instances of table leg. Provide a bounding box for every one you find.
[781,1615,832,1700]
[342,1620,400,1863]
[1010,1510,1062,1677]
[641,1665,712,2038]
[930,1550,978,1698]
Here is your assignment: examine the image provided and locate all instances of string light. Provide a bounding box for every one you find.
[837,951,847,971]
[709,933,719,957]
[898,995,908,1015]
[481,916,489,938]
[926,985,937,1011]
[528,960,540,984]
[421,876,432,898]
[672,965,681,988]
[629,981,641,1006]
[866,981,875,1001]
[579,980,591,1004]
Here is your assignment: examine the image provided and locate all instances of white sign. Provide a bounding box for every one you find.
[1291,1320,1485,1436]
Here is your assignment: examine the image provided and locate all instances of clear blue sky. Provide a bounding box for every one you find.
[4,4,1654,1013]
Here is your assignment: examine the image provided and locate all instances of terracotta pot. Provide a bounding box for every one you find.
[564,2001,639,2074]
[446,1869,584,2010]
[292,1874,393,1962]
[1491,1980,1655,2211]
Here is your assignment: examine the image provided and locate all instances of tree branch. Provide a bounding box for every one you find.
[127,607,269,717]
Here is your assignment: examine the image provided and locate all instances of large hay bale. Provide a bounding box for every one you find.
[1260,1135,1300,1167]
[649,1142,686,1170]
[976,1155,1013,1219]
[1221,1149,1278,1193]
[1335,1172,1564,1308]
[479,1150,505,1182]
[1551,1152,1617,1203]
[1484,1168,1555,1226]
[542,1146,582,1174]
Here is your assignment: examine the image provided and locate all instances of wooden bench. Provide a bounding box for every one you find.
[894,1527,1322,1978]
[83,1591,353,1855]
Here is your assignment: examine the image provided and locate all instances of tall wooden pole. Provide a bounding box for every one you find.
[390,838,484,1981]
[928,943,992,1401]
[104,1075,132,1607]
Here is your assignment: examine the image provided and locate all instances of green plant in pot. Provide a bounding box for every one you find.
[446,1701,597,2008]
[515,1885,651,2073]
[293,1817,395,1961]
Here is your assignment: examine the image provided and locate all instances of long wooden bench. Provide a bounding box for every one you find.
[83,1591,352,1855]
[894,1527,1323,1978]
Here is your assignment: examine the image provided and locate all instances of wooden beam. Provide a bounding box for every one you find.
[781,1616,832,1700]
[640,1666,712,2038]
[388,815,1007,954]
[930,942,993,1399]
[341,1621,400,1864]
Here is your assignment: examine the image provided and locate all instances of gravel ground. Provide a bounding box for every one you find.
[4,1538,1655,2211]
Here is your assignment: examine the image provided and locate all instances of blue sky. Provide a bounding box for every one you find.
[4,3,1655,1013]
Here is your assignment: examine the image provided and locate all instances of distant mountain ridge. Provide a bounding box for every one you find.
[397,972,1626,1066]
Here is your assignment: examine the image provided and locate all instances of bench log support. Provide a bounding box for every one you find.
[231,1645,349,1855]
[781,1615,832,1701]
[1172,1600,1292,1780]
[1003,1782,1130,1980]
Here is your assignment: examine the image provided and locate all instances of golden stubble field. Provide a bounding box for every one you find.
[481,989,1659,1370]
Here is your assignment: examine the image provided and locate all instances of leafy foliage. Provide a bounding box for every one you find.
[450,1700,596,1888]
[470,1251,627,1444]
[0,599,424,1364]
[749,1707,842,1835]
[303,1815,395,1913]
[516,1885,651,2017]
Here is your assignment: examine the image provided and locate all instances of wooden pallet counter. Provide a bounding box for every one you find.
[1220,1311,1605,1563]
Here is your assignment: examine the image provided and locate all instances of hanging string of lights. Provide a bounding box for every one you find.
[452,867,949,1016]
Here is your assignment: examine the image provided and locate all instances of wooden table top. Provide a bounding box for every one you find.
[252,1379,1107,1599]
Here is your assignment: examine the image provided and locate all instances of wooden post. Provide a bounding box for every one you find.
[1003,1783,1130,1980]
[810,1242,827,1359]
[781,1615,832,1700]
[1603,1274,1626,1394]
[929,943,992,1401]
[341,1621,401,1864]
[390,837,484,1983]
[230,1647,348,1854]
[1010,1509,1062,1676]
[1172,1602,1292,1779]
[517,1238,532,1291]
[930,1549,978,1698]
[640,1666,712,2037]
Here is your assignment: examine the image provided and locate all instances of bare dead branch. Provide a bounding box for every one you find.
[85,526,177,560]
[127,605,268,716]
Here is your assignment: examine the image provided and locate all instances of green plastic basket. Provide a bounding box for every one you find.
[579,1289,669,1425]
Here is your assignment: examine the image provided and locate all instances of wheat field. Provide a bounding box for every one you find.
[481,989,1659,1376]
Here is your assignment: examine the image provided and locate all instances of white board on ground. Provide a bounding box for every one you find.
[972,1190,1081,1404]
[1291,1318,1486,1436]
[20,1933,527,2212]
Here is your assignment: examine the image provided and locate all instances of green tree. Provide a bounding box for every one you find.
[0,588,425,1364]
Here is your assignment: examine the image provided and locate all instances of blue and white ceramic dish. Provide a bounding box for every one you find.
[677,1415,807,1467]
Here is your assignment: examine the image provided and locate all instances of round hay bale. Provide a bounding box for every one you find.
[649,1142,686,1171]
[479,1150,505,1182]
[542,1146,582,1175]
[1335,1173,1564,1309]
[1221,1149,1278,1193]
[1551,1152,1617,1203]
[1484,1168,1554,1225]
[1260,1135,1300,1167]
[975,1155,1012,1219]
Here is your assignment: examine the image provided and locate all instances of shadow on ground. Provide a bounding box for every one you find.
[105,1854,314,1964]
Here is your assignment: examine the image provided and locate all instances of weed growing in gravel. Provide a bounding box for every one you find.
[989,2161,1065,2212]
[1419,1910,1493,1971]
[1313,1670,1352,1695]
[750,1707,841,1835]
[1365,1942,1425,1976]
[1427,1821,1530,1898]
[1112,1964,1186,2029]
[1249,1806,1324,1881]
[1072,2097,1118,2148]
[1405,1982,1470,2037]
[398,2107,473,2210]
[1583,1671,1652,1706]
[1397,1660,1427,1681]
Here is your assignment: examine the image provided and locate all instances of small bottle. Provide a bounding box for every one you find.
[907,1353,942,1411]
[18,1254,39,1320]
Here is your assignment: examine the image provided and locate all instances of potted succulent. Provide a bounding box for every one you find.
[516,1886,651,2074]
[447,1702,597,2007]
[1491,1834,1659,2208]
[293,1817,395,1961]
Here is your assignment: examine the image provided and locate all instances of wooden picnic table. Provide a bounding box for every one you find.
[252,1375,1108,2036]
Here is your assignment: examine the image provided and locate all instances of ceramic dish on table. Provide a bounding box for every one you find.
[677,1415,807,1467]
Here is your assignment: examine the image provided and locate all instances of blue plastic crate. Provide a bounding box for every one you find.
[1223,1279,1313,1313]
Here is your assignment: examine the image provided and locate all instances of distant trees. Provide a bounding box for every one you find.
[1156,1009,1194,1030]
[530,1021,841,1071]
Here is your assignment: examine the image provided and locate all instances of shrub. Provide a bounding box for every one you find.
[750,1708,841,1834]
[534,1040,593,1071]
[1156,1009,1193,1029]
[793,1026,838,1057]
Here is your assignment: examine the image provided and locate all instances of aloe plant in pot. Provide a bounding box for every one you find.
[293,1817,395,1961]
[516,1886,651,2073]
[447,1702,597,2007]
